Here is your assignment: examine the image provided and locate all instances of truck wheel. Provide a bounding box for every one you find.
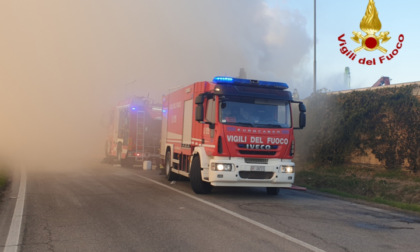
[190,156,212,194]
[165,150,177,181]
[266,187,280,195]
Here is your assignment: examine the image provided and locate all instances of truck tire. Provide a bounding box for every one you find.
[190,156,212,194]
[165,150,177,181]
[266,187,280,195]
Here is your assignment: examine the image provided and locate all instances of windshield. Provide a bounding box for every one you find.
[219,99,291,128]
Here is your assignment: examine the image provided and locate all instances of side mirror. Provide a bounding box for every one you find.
[195,104,204,122]
[195,94,204,104]
[292,101,306,129]
[299,112,306,129]
[299,103,306,113]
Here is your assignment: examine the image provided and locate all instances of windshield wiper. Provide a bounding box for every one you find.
[234,122,255,127]
[255,123,283,128]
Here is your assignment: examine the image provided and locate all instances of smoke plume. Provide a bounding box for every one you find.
[0,0,313,167]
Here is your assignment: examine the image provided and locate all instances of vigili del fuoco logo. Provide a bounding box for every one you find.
[338,0,404,65]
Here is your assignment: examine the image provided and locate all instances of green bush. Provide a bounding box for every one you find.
[297,85,420,172]
[0,164,9,192]
[0,174,7,190]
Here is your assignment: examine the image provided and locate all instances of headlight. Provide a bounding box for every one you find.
[281,165,294,173]
[211,163,233,171]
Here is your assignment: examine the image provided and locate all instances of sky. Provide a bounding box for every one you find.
[0,0,418,165]
[291,0,419,92]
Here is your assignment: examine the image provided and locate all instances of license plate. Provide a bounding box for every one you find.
[251,166,265,172]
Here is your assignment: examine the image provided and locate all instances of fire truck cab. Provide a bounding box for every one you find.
[161,77,306,194]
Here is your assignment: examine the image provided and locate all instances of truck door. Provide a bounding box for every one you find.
[203,98,216,153]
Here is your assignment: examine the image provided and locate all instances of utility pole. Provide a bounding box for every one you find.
[313,0,317,94]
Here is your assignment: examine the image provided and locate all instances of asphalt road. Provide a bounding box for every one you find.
[2,161,420,252]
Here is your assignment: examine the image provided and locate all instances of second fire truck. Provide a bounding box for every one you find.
[105,96,161,167]
[160,76,306,194]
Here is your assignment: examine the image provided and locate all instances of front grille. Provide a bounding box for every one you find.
[239,150,276,156]
[239,171,274,179]
[244,158,268,164]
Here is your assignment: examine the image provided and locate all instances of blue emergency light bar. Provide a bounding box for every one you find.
[213,76,289,89]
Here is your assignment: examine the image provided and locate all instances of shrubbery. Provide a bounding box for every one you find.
[296,85,420,172]
[0,164,9,193]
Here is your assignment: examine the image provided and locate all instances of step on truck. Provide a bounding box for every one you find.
[160,76,306,194]
[105,96,162,167]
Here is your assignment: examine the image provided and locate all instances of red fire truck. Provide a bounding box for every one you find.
[105,96,161,167]
[160,76,306,194]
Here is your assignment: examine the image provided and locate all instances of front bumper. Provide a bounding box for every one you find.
[207,157,294,188]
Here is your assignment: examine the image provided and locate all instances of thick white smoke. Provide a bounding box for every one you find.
[0,0,313,166]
